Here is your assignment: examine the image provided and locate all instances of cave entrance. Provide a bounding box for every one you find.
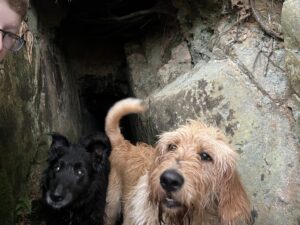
[33,0,173,142]
[25,1,174,223]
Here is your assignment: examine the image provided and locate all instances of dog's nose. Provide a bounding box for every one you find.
[51,185,64,202]
[160,169,184,192]
[51,192,63,202]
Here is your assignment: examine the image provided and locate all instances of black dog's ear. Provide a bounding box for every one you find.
[47,132,70,160]
[48,132,70,149]
[80,133,110,171]
[81,133,110,154]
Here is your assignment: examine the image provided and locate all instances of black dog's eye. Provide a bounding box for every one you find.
[74,164,85,177]
[167,144,177,151]
[75,169,84,176]
[54,164,61,173]
[199,152,212,161]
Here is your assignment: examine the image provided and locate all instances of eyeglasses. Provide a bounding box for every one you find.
[0,29,25,52]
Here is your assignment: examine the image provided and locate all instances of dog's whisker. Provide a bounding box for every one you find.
[182,205,192,224]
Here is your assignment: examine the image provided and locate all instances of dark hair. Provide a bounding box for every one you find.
[7,0,29,20]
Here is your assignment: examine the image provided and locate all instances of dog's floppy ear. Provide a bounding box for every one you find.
[47,132,70,161]
[218,169,251,225]
[81,133,110,171]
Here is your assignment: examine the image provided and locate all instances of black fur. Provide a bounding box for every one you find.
[41,132,110,225]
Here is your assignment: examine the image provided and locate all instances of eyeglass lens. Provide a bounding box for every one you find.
[1,30,24,52]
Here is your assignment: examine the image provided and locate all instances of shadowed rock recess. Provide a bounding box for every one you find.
[0,0,299,224]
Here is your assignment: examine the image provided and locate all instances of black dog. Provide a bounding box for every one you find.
[41,132,110,225]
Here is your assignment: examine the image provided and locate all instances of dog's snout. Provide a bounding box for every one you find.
[51,192,64,202]
[51,185,64,202]
[160,169,184,192]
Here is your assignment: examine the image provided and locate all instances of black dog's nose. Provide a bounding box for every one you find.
[51,186,64,202]
[51,192,63,202]
[160,169,184,192]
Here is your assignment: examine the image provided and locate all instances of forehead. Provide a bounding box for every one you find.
[0,0,21,32]
[58,145,89,163]
[158,123,237,161]
[160,125,221,144]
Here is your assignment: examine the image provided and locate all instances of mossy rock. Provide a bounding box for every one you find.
[0,170,15,225]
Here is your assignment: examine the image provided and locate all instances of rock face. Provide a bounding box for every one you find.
[282,0,300,138]
[282,0,300,97]
[126,0,300,224]
[0,9,85,225]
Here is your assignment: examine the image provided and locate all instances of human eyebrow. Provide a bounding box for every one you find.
[3,25,20,34]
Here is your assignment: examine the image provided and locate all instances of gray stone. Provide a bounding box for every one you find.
[282,0,300,50]
[285,50,300,96]
[125,26,192,99]
[157,42,192,87]
[282,0,300,96]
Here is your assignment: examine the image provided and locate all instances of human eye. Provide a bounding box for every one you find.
[3,33,16,47]
[6,32,19,40]
[4,32,20,47]
[3,31,24,51]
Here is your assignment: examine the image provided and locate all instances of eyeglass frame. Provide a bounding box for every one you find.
[0,28,26,52]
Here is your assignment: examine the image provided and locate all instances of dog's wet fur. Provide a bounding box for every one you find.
[104,98,251,225]
[41,132,110,225]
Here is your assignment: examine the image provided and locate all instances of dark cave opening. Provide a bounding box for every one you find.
[25,2,176,224]
[33,0,175,142]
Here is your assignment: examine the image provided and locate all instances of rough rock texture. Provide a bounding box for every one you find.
[0,8,85,225]
[282,0,300,95]
[126,0,300,224]
[282,0,300,139]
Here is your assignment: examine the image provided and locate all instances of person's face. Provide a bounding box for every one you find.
[0,0,22,61]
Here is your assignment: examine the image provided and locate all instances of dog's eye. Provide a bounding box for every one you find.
[76,169,84,177]
[199,152,212,161]
[74,166,84,177]
[54,164,61,172]
[76,169,84,176]
[167,144,177,151]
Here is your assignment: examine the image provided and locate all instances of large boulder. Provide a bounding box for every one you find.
[282,0,300,51]
[282,0,300,137]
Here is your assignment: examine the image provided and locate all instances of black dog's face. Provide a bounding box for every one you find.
[42,133,110,210]
[45,146,91,209]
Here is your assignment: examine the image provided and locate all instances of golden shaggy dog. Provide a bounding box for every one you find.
[104,98,251,225]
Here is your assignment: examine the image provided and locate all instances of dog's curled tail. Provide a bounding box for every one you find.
[105,98,146,146]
